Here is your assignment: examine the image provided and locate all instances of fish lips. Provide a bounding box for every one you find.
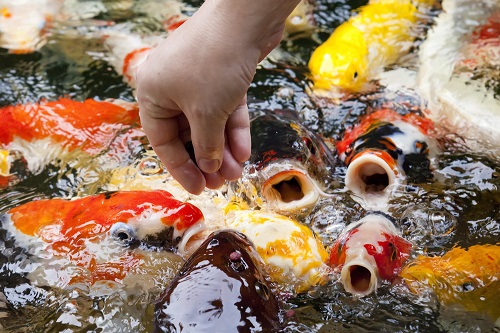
[154,230,284,333]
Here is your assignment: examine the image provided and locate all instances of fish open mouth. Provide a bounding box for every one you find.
[345,151,402,207]
[262,169,320,212]
[340,254,379,296]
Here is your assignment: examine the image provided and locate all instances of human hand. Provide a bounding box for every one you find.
[136,0,300,194]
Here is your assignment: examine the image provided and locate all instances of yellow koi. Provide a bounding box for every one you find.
[401,244,500,320]
[308,0,434,92]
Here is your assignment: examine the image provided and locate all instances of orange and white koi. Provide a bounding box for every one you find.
[1,190,205,289]
[0,0,63,53]
[336,107,437,208]
[0,98,141,184]
[308,0,435,92]
[401,244,500,321]
[329,214,412,296]
[224,205,329,293]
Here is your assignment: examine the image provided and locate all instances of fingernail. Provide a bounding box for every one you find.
[198,158,221,173]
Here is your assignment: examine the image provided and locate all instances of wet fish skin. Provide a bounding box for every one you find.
[2,190,205,286]
[329,214,412,295]
[401,244,500,320]
[154,230,284,333]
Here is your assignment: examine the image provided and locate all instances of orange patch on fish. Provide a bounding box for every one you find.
[0,98,140,154]
[336,108,434,156]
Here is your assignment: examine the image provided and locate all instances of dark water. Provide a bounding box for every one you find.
[0,0,499,332]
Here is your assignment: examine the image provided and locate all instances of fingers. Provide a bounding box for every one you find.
[188,109,228,174]
[139,108,206,195]
[226,98,251,163]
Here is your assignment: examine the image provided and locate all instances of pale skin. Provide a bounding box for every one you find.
[136,0,301,194]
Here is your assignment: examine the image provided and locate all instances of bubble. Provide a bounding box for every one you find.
[138,157,164,176]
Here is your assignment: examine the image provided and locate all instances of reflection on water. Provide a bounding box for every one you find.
[0,0,499,332]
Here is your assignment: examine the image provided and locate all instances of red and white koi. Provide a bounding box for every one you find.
[417,0,500,159]
[336,107,438,209]
[1,190,205,290]
[329,214,412,296]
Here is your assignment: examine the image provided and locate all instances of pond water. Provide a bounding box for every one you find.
[0,0,499,332]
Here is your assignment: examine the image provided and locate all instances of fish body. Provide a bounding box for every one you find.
[401,244,500,320]
[0,0,63,53]
[417,0,500,159]
[336,108,437,208]
[154,230,284,333]
[1,190,205,288]
[329,214,412,296]
[224,207,329,293]
[0,98,140,182]
[308,0,434,92]
[234,109,335,214]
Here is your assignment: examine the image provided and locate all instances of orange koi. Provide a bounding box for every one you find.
[0,98,140,183]
[2,190,205,287]
[401,244,500,320]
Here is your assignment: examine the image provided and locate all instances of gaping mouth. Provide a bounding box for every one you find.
[340,255,379,296]
[262,169,320,212]
[345,151,402,207]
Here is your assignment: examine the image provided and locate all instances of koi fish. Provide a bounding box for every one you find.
[401,244,500,321]
[232,109,336,214]
[0,0,63,53]
[284,0,315,40]
[154,230,284,333]
[336,107,437,208]
[329,214,412,296]
[0,190,205,289]
[0,98,141,184]
[308,0,435,92]
[417,0,500,159]
[224,206,329,293]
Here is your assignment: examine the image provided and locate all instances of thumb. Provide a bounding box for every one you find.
[189,111,229,174]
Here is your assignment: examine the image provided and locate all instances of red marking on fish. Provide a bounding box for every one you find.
[163,15,187,32]
[122,47,151,83]
[336,108,434,156]
[329,221,412,281]
[7,190,204,285]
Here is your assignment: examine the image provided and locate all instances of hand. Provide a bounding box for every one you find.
[136,0,300,194]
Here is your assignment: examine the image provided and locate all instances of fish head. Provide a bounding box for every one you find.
[154,230,284,332]
[225,209,329,293]
[3,190,205,286]
[242,110,335,212]
[329,214,412,295]
[308,22,368,91]
[285,0,315,39]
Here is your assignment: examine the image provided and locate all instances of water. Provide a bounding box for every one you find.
[0,0,499,332]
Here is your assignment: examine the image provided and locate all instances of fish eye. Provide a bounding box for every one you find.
[388,243,397,261]
[462,282,474,292]
[255,281,270,301]
[302,137,317,155]
[110,222,136,245]
[353,71,358,79]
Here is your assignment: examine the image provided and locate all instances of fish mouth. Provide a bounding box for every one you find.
[345,150,403,207]
[177,222,207,258]
[340,254,379,296]
[262,169,320,211]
